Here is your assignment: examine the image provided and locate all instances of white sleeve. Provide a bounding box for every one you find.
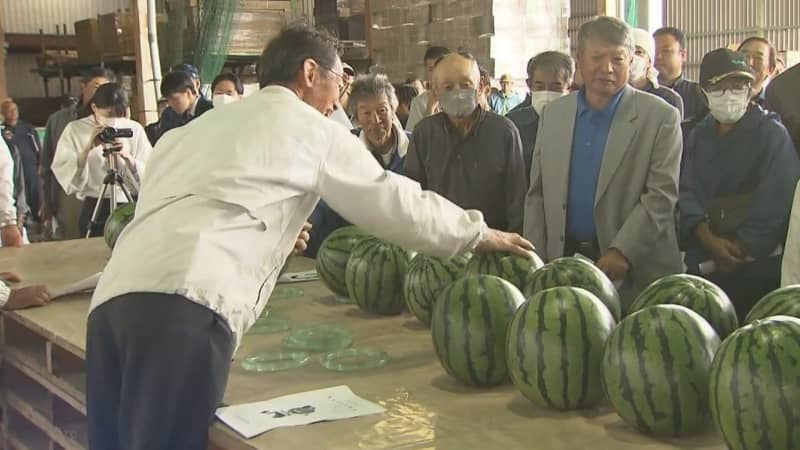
[52,123,96,196]
[0,139,17,224]
[0,282,9,309]
[316,128,486,259]
[782,181,800,286]
[405,94,427,132]
[121,125,153,190]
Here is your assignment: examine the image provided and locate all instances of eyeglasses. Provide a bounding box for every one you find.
[703,85,750,98]
[320,66,350,98]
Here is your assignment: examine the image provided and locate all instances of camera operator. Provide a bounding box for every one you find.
[52,83,152,237]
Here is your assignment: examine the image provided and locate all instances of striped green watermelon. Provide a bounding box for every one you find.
[709,315,800,450]
[316,226,368,298]
[431,275,525,387]
[464,251,544,291]
[345,237,412,315]
[629,274,738,339]
[602,304,721,437]
[507,287,616,410]
[404,253,471,326]
[523,257,621,321]
[104,202,136,248]
[744,285,800,324]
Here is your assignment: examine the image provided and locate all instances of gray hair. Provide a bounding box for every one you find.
[347,73,398,117]
[577,16,634,56]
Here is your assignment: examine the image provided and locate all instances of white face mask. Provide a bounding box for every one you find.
[96,115,121,128]
[531,91,566,116]
[705,88,750,124]
[630,55,648,81]
[212,94,238,108]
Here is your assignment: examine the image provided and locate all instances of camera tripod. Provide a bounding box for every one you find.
[85,144,134,238]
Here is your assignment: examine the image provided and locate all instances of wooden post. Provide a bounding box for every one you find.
[0,0,8,101]
[133,0,159,125]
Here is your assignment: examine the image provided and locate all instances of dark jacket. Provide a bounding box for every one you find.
[506,106,539,180]
[306,127,409,258]
[2,121,42,217]
[664,74,708,123]
[645,84,685,119]
[508,93,531,115]
[155,96,214,144]
[41,103,88,215]
[680,106,800,273]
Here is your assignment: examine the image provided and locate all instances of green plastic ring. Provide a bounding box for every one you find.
[320,348,389,372]
[283,325,353,353]
[241,352,311,372]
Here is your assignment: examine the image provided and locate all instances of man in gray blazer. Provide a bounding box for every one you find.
[524,16,683,306]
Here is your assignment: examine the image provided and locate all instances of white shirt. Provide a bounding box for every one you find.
[0,283,9,308]
[405,91,431,132]
[782,181,800,286]
[52,117,152,200]
[92,86,487,350]
[0,139,17,225]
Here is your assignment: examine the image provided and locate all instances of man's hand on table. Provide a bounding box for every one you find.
[0,271,22,283]
[6,285,51,310]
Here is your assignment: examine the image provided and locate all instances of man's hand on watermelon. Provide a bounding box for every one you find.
[475,229,535,259]
[293,222,312,255]
[596,248,630,281]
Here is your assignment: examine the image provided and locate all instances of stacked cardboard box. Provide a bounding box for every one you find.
[370,0,570,82]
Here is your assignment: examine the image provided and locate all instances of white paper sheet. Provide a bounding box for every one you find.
[215,385,385,439]
[278,269,320,284]
[50,272,103,299]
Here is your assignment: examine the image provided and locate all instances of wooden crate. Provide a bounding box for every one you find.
[98,11,137,58]
[74,19,103,65]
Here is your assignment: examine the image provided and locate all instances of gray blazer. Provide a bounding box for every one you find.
[523,85,683,304]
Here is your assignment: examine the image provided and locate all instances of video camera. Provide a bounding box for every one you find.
[98,127,134,145]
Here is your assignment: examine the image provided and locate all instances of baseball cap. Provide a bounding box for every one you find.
[699,48,755,87]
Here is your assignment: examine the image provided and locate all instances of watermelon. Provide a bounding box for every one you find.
[464,251,544,291]
[629,274,738,339]
[431,275,525,387]
[744,285,800,324]
[104,202,136,248]
[507,287,616,410]
[602,304,721,437]
[523,257,621,321]
[709,315,800,450]
[345,237,412,315]
[316,226,368,298]
[404,253,471,326]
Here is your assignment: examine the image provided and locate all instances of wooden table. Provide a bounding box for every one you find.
[0,239,728,450]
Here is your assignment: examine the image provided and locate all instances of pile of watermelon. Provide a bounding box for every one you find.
[314,230,800,446]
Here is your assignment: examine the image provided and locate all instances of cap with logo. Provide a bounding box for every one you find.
[699,48,755,88]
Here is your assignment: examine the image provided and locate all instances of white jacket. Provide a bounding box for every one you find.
[783,181,800,286]
[92,86,487,349]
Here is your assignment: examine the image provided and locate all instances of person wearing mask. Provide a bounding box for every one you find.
[85,25,532,450]
[52,83,152,237]
[489,74,523,115]
[307,73,410,256]
[406,51,527,233]
[509,57,536,115]
[405,46,451,132]
[629,28,684,118]
[159,71,214,139]
[654,27,708,123]
[394,83,422,129]
[737,37,777,107]
[41,67,114,240]
[524,17,683,305]
[507,51,574,176]
[1,100,42,229]
[211,73,244,107]
[680,48,800,319]
[766,57,800,153]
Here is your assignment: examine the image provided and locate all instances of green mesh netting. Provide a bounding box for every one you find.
[193,0,238,85]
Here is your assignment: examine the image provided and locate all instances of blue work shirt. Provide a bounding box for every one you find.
[680,105,800,272]
[566,88,625,241]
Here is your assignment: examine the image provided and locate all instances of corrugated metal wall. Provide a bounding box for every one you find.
[3,0,131,34]
[664,0,800,79]
[569,0,600,53]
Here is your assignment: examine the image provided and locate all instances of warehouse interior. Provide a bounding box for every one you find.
[0,0,799,449]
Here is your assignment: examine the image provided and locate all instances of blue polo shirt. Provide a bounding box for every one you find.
[566,88,625,241]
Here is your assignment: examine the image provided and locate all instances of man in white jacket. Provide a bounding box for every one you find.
[783,181,800,286]
[87,25,533,450]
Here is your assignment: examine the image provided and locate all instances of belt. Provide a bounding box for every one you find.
[564,238,600,261]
